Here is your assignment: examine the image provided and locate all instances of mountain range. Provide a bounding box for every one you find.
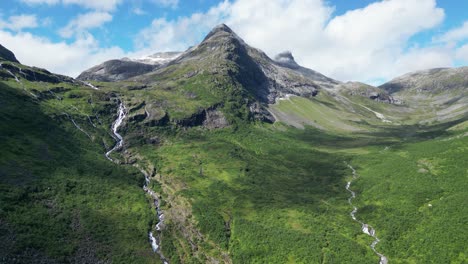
[0,24,466,264]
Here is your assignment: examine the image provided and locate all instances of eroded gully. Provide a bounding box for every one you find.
[106,101,168,264]
[346,163,388,264]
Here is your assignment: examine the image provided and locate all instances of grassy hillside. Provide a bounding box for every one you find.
[0,80,159,263]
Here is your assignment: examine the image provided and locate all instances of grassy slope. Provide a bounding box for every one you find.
[0,80,159,263]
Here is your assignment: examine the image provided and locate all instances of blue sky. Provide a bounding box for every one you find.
[0,0,467,84]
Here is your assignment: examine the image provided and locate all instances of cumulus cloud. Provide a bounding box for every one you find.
[135,0,450,83]
[59,11,112,38]
[20,0,122,11]
[0,30,125,77]
[0,14,39,31]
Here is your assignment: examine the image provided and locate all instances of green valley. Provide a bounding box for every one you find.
[0,24,467,264]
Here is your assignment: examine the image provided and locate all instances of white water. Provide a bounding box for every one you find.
[106,101,168,263]
[105,102,126,161]
[345,163,388,264]
[63,112,91,139]
[0,63,37,98]
[83,81,99,90]
[0,63,20,83]
[358,104,392,123]
[338,95,392,123]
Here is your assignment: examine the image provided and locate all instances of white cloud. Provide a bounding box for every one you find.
[456,44,468,61]
[151,0,179,9]
[435,21,468,44]
[20,0,122,11]
[59,11,112,38]
[134,1,230,54]
[132,7,147,16]
[0,14,38,31]
[228,0,446,81]
[135,0,448,83]
[20,0,59,4]
[0,30,125,77]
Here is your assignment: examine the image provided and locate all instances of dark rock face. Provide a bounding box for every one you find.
[77,60,158,82]
[0,44,19,63]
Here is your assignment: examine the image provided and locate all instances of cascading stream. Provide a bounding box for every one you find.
[345,163,388,264]
[106,100,168,264]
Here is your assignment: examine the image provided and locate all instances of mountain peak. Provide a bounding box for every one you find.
[274,51,299,68]
[0,44,20,63]
[202,23,239,43]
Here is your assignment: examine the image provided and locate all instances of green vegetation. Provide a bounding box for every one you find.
[352,129,468,263]
[0,81,159,263]
[1,60,466,264]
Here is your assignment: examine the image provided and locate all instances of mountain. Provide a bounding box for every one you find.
[380,67,468,94]
[124,51,182,65]
[379,67,468,123]
[77,59,159,82]
[274,51,339,89]
[1,24,467,264]
[77,52,181,82]
[0,44,19,63]
[335,81,397,104]
[84,24,338,104]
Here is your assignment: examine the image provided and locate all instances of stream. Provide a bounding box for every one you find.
[106,101,168,264]
[345,163,388,264]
